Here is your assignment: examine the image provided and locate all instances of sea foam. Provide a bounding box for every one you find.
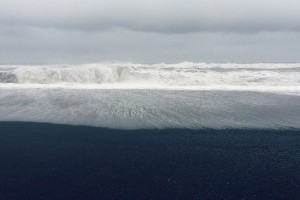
[0,63,299,90]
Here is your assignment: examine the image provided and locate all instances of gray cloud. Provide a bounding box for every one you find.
[0,27,299,64]
[0,0,300,33]
[0,0,300,63]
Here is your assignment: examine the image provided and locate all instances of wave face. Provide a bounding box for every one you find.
[0,63,299,89]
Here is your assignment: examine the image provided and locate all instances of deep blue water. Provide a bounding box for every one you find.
[0,122,300,200]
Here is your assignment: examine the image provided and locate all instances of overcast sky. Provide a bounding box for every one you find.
[0,0,299,64]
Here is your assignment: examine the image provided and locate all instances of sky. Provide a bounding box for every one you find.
[0,0,299,64]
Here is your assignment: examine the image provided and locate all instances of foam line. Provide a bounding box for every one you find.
[0,63,299,88]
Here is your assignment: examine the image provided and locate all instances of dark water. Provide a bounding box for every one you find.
[0,122,300,200]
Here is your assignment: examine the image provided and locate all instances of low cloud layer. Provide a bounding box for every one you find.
[0,0,299,63]
[1,0,300,33]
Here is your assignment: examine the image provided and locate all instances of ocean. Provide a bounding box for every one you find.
[0,63,300,199]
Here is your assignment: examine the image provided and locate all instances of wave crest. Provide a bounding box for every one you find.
[0,63,299,88]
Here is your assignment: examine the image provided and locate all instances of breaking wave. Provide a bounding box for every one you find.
[1,63,300,129]
[0,63,299,89]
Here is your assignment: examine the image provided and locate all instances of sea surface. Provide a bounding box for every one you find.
[0,63,300,199]
[1,123,300,200]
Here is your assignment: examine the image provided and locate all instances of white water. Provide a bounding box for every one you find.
[0,63,299,90]
[0,63,300,129]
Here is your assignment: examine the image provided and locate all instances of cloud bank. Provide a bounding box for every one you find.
[0,0,299,63]
[1,0,300,33]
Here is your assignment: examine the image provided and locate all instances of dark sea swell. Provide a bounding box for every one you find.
[0,122,300,199]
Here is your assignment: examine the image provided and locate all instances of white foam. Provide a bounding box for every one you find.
[0,63,299,90]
